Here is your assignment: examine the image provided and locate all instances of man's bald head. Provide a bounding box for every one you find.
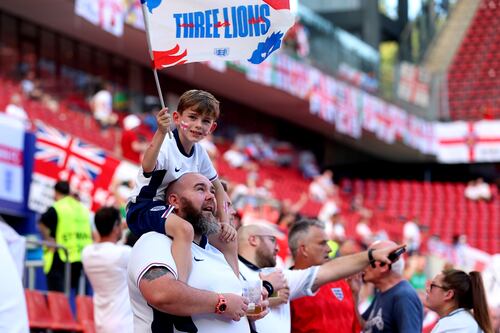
[238,223,282,245]
[369,240,404,275]
[237,223,282,268]
[166,172,212,200]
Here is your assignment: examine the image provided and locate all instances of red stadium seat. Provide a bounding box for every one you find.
[24,289,54,329]
[447,0,500,120]
[76,295,96,333]
[47,291,83,331]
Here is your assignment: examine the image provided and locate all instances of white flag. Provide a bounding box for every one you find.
[141,0,295,68]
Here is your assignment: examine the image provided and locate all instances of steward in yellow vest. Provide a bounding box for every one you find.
[39,181,92,292]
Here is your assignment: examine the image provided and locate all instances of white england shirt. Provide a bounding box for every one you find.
[128,232,250,333]
[129,129,217,203]
[238,259,319,333]
[431,308,483,333]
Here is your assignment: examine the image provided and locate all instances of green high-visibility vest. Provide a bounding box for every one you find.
[327,240,339,258]
[43,196,92,273]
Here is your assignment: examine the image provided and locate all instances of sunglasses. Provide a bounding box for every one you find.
[254,235,277,244]
[370,261,392,269]
[429,283,449,291]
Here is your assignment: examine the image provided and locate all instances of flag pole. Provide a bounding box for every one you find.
[141,4,172,139]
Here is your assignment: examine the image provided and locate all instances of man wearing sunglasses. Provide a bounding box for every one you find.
[360,240,423,333]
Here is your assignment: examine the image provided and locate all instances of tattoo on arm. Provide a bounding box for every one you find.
[142,267,171,281]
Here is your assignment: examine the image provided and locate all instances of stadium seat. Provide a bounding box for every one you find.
[76,295,96,333]
[46,291,83,331]
[24,289,54,330]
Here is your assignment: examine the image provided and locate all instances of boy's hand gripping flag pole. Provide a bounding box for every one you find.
[140,0,295,134]
[141,2,172,139]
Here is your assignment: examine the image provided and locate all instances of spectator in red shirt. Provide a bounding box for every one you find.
[120,114,147,164]
[289,220,362,333]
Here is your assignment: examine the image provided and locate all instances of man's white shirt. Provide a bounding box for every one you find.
[238,260,319,333]
[128,232,250,333]
[82,242,133,333]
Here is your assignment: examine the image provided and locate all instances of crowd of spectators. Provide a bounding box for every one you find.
[465,178,492,201]
[2,64,499,333]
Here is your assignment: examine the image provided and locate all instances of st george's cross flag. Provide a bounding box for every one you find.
[140,0,295,68]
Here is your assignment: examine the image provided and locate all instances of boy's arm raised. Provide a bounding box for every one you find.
[213,179,229,224]
[210,178,239,276]
[142,108,170,173]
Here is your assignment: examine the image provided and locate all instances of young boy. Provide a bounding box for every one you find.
[126,90,236,281]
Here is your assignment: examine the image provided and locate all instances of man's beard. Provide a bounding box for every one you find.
[255,244,276,268]
[180,198,220,236]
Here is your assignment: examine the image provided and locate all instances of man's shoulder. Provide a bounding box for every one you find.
[135,232,171,246]
[284,266,318,289]
[284,266,315,279]
[131,232,172,255]
[392,280,418,295]
[388,281,422,306]
[42,206,57,216]
[128,232,178,281]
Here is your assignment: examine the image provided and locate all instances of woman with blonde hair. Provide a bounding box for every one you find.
[425,269,493,333]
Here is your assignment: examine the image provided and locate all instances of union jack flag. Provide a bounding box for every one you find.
[35,121,106,180]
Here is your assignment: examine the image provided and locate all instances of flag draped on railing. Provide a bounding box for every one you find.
[140,0,295,68]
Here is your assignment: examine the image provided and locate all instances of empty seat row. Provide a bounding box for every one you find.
[24,289,95,333]
[447,0,500,120]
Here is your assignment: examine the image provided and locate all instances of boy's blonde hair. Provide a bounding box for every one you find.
[177,90,220,120]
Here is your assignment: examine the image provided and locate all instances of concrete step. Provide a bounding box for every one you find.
[423,0,481,74]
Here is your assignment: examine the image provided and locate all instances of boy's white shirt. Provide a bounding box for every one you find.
[129,130,217,203]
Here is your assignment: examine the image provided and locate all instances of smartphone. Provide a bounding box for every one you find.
[387,247,406,262]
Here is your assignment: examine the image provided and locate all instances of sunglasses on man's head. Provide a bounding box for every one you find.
[370,261,392,269]
[254,235,277,244]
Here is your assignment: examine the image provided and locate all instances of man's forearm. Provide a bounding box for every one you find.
[139,266,218,316]
[213,179,228,223]
[312,251,369,291]
[142,131,166,172]
[38,223,53,241]
[352,294,365,330]
[208,234,239,276]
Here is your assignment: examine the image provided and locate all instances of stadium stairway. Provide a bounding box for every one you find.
[447,0,500,120]
[424,0,481,74]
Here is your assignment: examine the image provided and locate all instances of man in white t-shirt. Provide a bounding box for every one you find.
[127,173,268,333]
[91,83,117,128]
[0,218,26,279]
[0,227,28,333]
[82,207,133,333]
[237,221,404,333]
[403,219,421,254]
[5,94,28,123]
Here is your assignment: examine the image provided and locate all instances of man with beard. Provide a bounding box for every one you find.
[360,240,423,333]
[237,220,405,333]
[127,172,267,333]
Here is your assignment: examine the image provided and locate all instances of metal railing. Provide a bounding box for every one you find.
[24,239,71,296]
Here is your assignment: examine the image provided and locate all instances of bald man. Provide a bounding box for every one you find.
[127,173,267,333]
[361,240,423,333]
[237,220,405,333]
